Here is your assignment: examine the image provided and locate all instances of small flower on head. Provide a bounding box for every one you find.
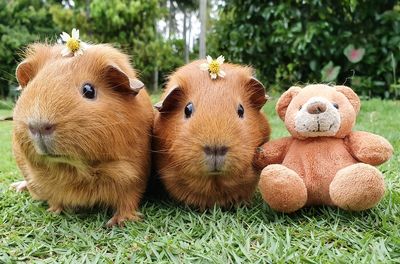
[60,28,88,57]
[200,55,226,80]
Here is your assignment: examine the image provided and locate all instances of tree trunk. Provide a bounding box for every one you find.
[0,86,4,99]
[153,66,159,91]
[199,0,207,59]
[183,10,189,63]
[188,14,192,54]
[86,0,92,36]
[168,0,175,39]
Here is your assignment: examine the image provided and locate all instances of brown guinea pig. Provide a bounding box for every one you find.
[11,43,153,227]
[153,60,270,209]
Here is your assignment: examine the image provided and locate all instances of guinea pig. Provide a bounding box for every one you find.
[153,60,270,209]
[11,43,153,227]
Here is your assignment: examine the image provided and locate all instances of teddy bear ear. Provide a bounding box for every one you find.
[276,86,302,120]
[335,85,360,114]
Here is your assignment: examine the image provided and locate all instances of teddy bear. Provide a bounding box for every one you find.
[254,84,393,212]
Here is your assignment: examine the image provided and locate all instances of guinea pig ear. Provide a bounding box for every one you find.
[335,85,361,114]
[276,86,301,120]
[104,65,144,95]
[154,85,182,113]
[247,77,269,110]
[16,60,34,88]
[16,44,58,88]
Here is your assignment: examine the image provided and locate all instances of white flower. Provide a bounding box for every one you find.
[200,55,226,80]
[60,28,88,57]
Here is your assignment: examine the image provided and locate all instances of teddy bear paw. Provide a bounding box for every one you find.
[330,163,385,211]
[259,164,307,213]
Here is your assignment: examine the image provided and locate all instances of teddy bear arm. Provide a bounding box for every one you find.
[254,137,293,169]
[345,131,393,165]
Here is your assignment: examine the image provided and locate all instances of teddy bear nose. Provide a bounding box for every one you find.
[307,102,327,114]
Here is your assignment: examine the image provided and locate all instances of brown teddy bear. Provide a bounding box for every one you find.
[255,84,393,213]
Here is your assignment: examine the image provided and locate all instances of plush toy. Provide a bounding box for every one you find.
[254,84,393,212]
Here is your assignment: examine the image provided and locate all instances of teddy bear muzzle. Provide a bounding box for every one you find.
[294,96,341,137]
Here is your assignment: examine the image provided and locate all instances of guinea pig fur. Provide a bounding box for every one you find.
[153,61,271,209]
[11,43,153,227]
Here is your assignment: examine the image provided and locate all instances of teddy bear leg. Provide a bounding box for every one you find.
[259,164,307,213]
[329,163,385,211]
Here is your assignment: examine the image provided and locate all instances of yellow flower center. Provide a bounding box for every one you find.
[66,38,80,52]
[209,60,220,74]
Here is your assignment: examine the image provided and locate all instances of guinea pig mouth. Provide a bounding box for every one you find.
[208,170,224,176]
[204,154,226,175]
[45,153,63,158]
[31,136,58,157]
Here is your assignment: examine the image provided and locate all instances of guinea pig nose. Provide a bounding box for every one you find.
[28,122,55,136]
[307,102,327,114]
[204,145,229,156]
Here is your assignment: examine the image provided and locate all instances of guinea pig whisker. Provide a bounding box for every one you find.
[76,121,131,129]
[150,149,170,154]
[11,118,26,124]
[149,134,168,140]
[12,118,132,130]
[156,158,194,175]
[158,166,182,176]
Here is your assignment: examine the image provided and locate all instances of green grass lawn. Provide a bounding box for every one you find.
[0,98,399,263]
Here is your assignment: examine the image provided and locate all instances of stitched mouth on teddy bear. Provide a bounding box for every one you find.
[294,97,341,137]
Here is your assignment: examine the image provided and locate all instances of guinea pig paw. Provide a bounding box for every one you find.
[255,147,267,159]
[47,205,63,214]
[106,211,143,228]
[253,147,267,168]
[10,180,28,192]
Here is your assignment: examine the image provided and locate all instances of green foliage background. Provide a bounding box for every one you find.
[0,0,185,97]
[0,0,58,98]
[209,0,400,97]
[1,0,400,98]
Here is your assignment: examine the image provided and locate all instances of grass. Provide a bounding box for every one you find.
[0,98,399,263]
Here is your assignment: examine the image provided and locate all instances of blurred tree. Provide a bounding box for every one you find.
[51,0,174,90]
[199,0,207,58]
[168,0,177,38]
[210,0,400,97]
[176,0,197,63]
[0,0,188,94]
[0,0,59,98]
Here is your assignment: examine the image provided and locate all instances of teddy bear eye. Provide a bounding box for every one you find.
[333,103,339,109]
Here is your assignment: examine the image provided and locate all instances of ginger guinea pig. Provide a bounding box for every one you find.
[11,43,153,227]
[153,60,270,209]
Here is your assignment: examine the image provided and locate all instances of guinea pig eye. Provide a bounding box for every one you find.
[237,104,244,118]
[299,105,303,110]
[333,103,339,109]
[82,83,96,99]
[184,102,194,118]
